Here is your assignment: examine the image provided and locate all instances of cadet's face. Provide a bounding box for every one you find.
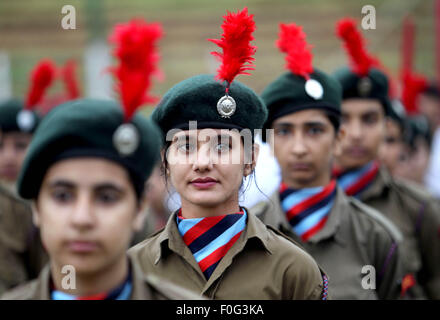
[166,129,256,215]
[0,132,32,183]
[394,137,430,184]
[35,158,142,275]
[418,94,440,130]
[271,110,339,189]
[378,119,405,174]
[336,99,385,170]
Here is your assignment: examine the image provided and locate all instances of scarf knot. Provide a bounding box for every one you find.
[279,180,337,242]
[177,209,247,279]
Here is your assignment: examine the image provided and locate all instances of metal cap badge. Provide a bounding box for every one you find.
[305,79,324,100]
[113,123,140,156]
[217,94,236,118]
[358,77,372,97]
[16,110,36,132]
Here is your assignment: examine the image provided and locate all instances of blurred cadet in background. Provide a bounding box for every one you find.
[131,165,172,245]
[333,18,440,299]
[2,19,202,300]
[393,115,432,185]
[378,99,408,176]
[252,22,404,299]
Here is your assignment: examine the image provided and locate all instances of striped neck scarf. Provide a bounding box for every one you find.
[333,161,380,197]
[51,270,132,300]
[279,180,337,242]
[177,208,247,280]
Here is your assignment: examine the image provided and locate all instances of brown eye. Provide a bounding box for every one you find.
[96,190,120,204]
[363,114,379,125]
[307,126,324,136]
[385,136,397,144]
[177,143,196,153]
[52,189,74,203]
[15,141,28,151]
[274,128,290,136]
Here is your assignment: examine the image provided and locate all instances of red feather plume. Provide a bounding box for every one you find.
[336,18,379,76]
[276,23,313,80]
[109,19,162,122]
[25,59,56,110]
[208,7,257,87]
[61,60,81,100]
[401,70,428,115]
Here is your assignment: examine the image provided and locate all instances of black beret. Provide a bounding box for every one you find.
[151,74,267,140]
[17,98,161,199]
[0,98,40,133]
[261,69,342,132]
[333,67,392,115]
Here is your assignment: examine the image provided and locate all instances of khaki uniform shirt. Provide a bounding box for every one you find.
[0,256,203,300]
[358,168,440,299]
[128,209,326,300]
[0,185,48,295]
[250,187,405,299]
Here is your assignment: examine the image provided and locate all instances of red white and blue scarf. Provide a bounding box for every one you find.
[177,209,246,280]
[279,180,337,242]
[333,161,380,198]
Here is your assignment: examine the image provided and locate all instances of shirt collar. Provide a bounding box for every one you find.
[257,186,348,245]
[359,166,392,201]
[153,208,274,265]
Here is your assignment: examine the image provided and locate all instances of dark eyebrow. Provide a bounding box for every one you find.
[273,122,294,128]
[361,110,381,117]
[273,121,327,128]
[48,180,75,189]
[94,183,125,193]
[303,121,327,127]
[47,180,124,193]
[173,133,234,142]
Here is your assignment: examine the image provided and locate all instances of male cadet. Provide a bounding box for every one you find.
[333,18,440,299]
[0,60,56,294]
[250,23,404,299]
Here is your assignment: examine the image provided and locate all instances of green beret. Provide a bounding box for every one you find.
[17,98,162,199]
[261,69,342,131]
[333,67,392,115]
[0,98,40,133]
[152,74,267,140]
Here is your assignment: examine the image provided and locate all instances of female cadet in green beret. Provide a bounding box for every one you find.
[1,19,201,300]
[333,18,440,299]
[250,23,405,299]
[128,8,327,300]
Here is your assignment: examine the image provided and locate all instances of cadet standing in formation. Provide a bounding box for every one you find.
[332,18,440,299]
[250,22,405,299]
[129,8,328,300]
[1,6,439,301]
[1,19,201,300]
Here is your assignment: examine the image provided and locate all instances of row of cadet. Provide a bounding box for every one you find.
[0,8,439,300]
